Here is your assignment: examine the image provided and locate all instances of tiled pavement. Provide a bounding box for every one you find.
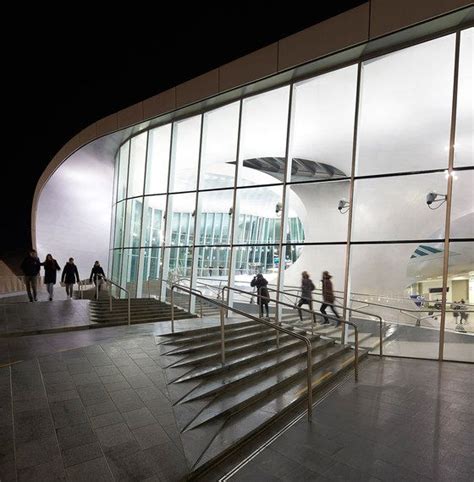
[229,357,474,482]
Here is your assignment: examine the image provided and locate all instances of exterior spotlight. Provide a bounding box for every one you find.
[275,202,283,214]
[228,207,233,216]
[426,192,447,210]
[338,199,350,214]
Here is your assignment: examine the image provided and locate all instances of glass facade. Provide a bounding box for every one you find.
[109,28,473,362]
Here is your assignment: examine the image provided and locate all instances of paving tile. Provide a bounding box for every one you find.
[50,399,88,428]
[16,435,61,469]
[109,388,145,413]
[122,407,156,430]
[17,457,66,481]
[66,456,113,482]
[56,423,97,451]
[84,400,117,417]
[62,441,103,468]
[90,411,124,429]
[106,449,157,480]
[15,408,55,443]
[95,422,136,452]
[132,423,171,450]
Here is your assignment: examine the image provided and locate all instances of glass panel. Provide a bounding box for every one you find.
[169,115,201,193]
[285,181,349,243]
[235,186,283,244]
[444,241,474,362]
[238,87,290,186]
[357,35,455,175]
[349,243,444,359]
[113,201,126,248]
[111,249,122,284]
[196,190,233,245]
[166,193,196,246]
[120,248,140,297]
[145,124,172,194]
[200,102,239,190]
[455,28,473,167]
[162,246,193,307]
[142,247,162,298]
[127,132,147,197]
[141,195,166,247]
[112,154,119,204]
[451,169,474,240]
[289,65,357,181]
[123,198,143,248]
[233,244,280,287]
[196,246,230,287]
[117,142,130,201]
[352,173,448,241]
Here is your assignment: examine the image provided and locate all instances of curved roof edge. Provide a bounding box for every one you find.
[32,1,473,246]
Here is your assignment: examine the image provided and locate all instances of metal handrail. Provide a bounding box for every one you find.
[221,285,360,381]
[170,283,316,421]
[265,287,384,357]
[105,280,131,326]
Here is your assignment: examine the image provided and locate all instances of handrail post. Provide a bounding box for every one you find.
[379,316,383,357]
[96,279,99,300]
[306,339,313,422]
[109,282,113,312]
[200,298,203,318]
[354,327,359,382]
[220,305,226,364]
[171,286,175,333]
[127,292,131,327]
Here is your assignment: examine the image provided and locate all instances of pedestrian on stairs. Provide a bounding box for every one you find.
[296,271,316,323]
[250,273,270,318]
[89,261,106,299]
[41,254,61,301]
[320,271,340,326]
[61,258,80,299]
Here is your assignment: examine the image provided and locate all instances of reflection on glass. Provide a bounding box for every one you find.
[352,173,448,241]
[235,186,283,244]
[450,170,474,240]
[454,28,473,167]
[113,201,126,248]
[142,247,162,298]
[238,87,290,186]
[141,195,166,247]
[123,199,143,248]
[145,124,172,194]
[128,133,147,197]
[111,249,122,284]
[200,102,239,190]
[196,246,230,280]
[350,243,443,359]
[444,241,473,362]
[197,190,233,245]
[166,193,196,246]
[357,35,455,175]
[117,142,130,201]
[289,65,356,181]
[169,116,201,193]
[120,248,140,297]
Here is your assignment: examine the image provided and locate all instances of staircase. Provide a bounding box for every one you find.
[280,311,393,353]
[156,319,367,477]
[89,298,194,325]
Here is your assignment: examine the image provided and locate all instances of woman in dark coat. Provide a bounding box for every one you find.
[42,254,61,301]
[320,271,340,326]
[61,258,80,299]
[296,271,316,322]
[250,273,270,318]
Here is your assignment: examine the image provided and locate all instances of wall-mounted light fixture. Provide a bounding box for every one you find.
[275,202,283,215]
[228,207,233,216]
[426,192,447,210]
[337,199,350,214]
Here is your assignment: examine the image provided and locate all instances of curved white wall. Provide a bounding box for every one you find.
[36,145,114,277]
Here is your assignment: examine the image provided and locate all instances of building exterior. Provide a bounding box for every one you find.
[34,1,473,362]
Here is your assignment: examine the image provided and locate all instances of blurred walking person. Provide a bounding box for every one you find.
[61,258,80,299]
[251,273,270,318]
[20,249,41,302]
[320,271,340,326]
[89,260,106,299]
[296,271,316,322]
[41,254,61,301]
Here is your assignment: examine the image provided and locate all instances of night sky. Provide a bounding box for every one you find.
[1,2,365,256]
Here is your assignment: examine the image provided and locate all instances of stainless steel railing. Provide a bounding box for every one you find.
[170,283,317,421]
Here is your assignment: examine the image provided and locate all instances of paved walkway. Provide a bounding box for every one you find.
[230,357,474,482]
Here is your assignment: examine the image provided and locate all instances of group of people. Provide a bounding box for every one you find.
[250,270,340,326]
[20,250,106,302]
[452,299,469,324]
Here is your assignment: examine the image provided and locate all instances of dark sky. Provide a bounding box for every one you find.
[1,2,366,255]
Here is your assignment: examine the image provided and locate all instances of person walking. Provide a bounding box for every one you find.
[296,271,316,322]
[89,261,106,299]
[41,254,61,301]
[250,273,270,318]
[320,271,340,326]
[61,258,80,299]
[20,249,41,302]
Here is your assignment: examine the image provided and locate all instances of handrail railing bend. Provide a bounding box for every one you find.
[105,280,130,326]
[171,283,316,421]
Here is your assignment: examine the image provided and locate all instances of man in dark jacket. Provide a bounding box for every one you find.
[250,273,270,318]
[61,258,80,299]
[21,249,41,302]
[89,261,106,299]
[320,271,340,326]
